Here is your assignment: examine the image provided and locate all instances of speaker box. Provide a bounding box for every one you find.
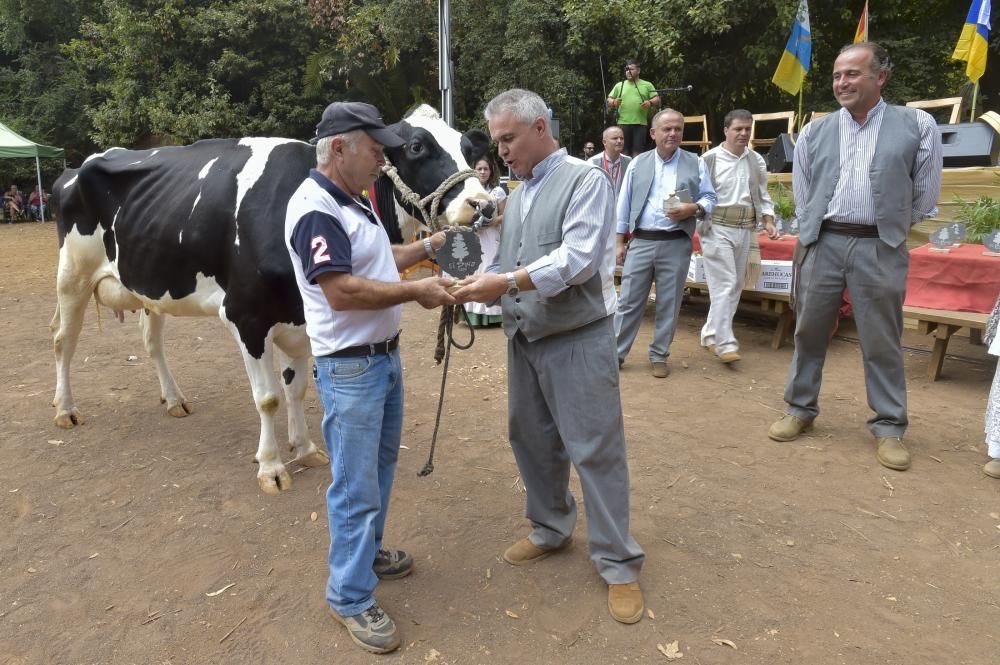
[940,122,999,167]
[765,133,797,173]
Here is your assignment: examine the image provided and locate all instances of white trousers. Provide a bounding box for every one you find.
[699,224,752,355]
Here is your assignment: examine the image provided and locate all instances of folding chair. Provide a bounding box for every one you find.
[680,115,710,153]
[749,111,796,152]
[905,97,963,124]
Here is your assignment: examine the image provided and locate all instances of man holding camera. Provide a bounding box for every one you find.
[607,60,660,157]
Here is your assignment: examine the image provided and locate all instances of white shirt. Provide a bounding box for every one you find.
[703,144,775,217]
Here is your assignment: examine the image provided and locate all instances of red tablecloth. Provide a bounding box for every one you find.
[692,232,796,260]
[905,243,1000,313]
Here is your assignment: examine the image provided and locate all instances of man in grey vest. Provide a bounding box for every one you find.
[615,109,717,377]
[700,109,779,363]
[453,88,645,624]
[589,125,631,197]
[768,42,942,472]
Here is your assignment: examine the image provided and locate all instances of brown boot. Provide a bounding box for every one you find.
[608,582,644,624]
[767,414,814,442]
[876,437,911,471]
[502,537,572,566]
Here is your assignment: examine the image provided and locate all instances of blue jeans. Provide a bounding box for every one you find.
[314,349,403,616]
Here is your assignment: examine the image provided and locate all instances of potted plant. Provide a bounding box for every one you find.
[954,194,1000,243]
[771,182,797,234]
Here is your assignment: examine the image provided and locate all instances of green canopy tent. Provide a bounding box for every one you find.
[0,121,64,220]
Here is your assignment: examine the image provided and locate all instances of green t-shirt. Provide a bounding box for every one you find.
[610,79,658,125]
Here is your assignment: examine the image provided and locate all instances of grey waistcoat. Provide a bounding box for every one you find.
[626,148,703,237]
[499,160,609,342]
[798,105,921,248]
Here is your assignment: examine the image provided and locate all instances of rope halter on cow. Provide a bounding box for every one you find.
[380,160,477,232]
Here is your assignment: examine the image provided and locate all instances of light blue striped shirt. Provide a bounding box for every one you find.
[794,99,942,225]
[615,149,716,234]
[506,149,617,307]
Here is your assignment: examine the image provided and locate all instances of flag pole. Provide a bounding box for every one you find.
[797,87,805,133]
[971,81,980,122]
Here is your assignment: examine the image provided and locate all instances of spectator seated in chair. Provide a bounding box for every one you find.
[28,186,49,221]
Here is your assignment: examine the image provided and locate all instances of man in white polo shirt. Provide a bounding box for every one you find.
[284,101,456,654]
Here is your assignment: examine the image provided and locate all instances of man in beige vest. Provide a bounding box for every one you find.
[699,109,779,363]
[454,89,645,624]
[768,43,942,471]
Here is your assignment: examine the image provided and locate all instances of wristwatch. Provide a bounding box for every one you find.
[505,271,519,297]
[422,236,436,259]
[695,203,706,219]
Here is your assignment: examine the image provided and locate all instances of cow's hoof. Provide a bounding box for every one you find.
[296,448,329,468]
[258,465,293,495]
[55,409,84,428]
[165,399,192,418]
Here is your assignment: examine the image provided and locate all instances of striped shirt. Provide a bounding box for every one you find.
[514,149,617,310]
[793,99,941,225]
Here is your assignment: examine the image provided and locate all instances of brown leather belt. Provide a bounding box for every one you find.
[821,220,880,238]
[322,332,400,358]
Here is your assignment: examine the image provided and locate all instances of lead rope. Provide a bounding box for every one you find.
[380,162,476,232]
[418,303,475,476]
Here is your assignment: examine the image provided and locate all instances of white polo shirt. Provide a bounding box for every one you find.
[284,169,400,357]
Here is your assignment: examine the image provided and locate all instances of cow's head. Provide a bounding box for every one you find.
[385,105,491,232]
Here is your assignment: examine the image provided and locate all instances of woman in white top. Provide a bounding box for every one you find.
[463,157,507,327]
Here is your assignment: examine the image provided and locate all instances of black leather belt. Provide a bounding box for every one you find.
[821,220,880,238]
[322,332,400,358]
[633,228,687,241]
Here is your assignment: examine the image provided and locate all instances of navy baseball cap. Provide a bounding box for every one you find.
[310,101,404,148]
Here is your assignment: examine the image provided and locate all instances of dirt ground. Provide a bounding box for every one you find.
[1,222,998,665]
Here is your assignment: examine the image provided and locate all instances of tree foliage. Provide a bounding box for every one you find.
[0,0,992,189]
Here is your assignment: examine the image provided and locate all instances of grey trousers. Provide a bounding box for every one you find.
[508,316,645,584]
[615,235,693,363]
[784,232,909,437]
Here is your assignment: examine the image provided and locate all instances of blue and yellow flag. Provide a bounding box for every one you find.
[953,0,991,82]
[772,0,812,95]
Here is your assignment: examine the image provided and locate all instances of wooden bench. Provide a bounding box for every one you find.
[686,282,794,350]
[902,305,988,381]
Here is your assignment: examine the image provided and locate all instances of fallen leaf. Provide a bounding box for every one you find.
[712,638,738,649]
[647,608,655,619]
[48,439,63,445]
[786,539,795,547]
[657,641,683,660]
[505,610,520,619]
[206,583,236,597]
[885,595,897,602]
[486,567,492,580]
[27,567,36,573]
[88,552,100,559]
[989,512,999,520]
[310,512,318,522]
[424,648,441,662]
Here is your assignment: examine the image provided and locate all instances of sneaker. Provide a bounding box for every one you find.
[373,548,413,580]
[330,602,400,654]
[650,361,669,378]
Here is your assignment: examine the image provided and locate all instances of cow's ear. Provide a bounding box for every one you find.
[384,123,406,157]
[460,129,490,167]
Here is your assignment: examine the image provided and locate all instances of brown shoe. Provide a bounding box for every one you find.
[876,437,911,471]
[703,344,716,355]
[719,351,741,363]
[651,361,669,378]
[984,458,1000,478]
[502,537,572,566]
[767,414,814,441]
[608,582,644,624]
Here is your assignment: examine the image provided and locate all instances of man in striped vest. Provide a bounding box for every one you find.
[768,43,942,472]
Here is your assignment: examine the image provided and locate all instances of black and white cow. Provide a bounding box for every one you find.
[51,105,490,494]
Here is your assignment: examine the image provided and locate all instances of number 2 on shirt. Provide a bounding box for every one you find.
[311,235,331,264]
